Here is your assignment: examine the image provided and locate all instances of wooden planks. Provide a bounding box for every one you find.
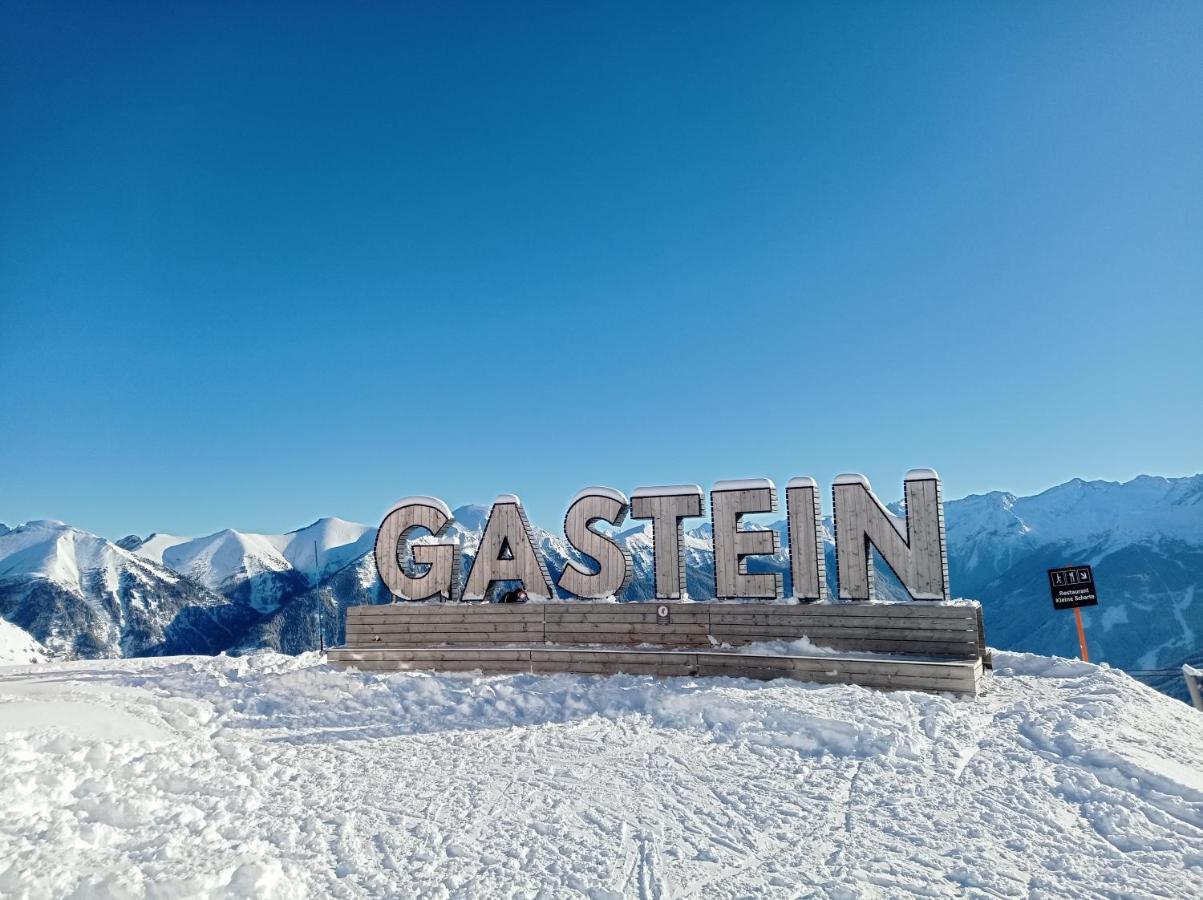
[340,601,987,663]
[628,489,704,600]
[331,600,987,694]
[461,497,554,601]
[832,474,950,602]
[710,483,782,600]
[559,491,634,599]
[326,646,982,695]
[375,499,459,601]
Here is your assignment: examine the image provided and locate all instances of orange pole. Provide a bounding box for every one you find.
[1074,607,1089,662]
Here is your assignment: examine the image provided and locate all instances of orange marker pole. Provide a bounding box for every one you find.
[1073,607,1089,662]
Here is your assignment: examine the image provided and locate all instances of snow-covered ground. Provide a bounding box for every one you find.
[1,653,1201,898]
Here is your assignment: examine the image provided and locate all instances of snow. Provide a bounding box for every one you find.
[712,478,776,492]
[158,528,291,596]
[832,473,871,487]
[786,475,818,489]
[2,652,1201,898]
[125,517,375,606]
[905,468,941,481]
[0,698,166,742]
[0,619,48,665]
[494,493,522,505]
[0,520,176,594]
[383,496,453,520]
[731,637,901,660]
[268,517,376,581]
[631,484,704,498]
[567,486,629,507]
[949,474,1203,554]
[126,532,189,565]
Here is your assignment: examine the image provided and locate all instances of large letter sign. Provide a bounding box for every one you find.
[629,485,705,601]
[558,487,633,599]
[373,468,951,603]
[711,478,782,600]
[463,494,554,601]
[785,476,827,602]
[375,496,461,601]
[832,469,949,602]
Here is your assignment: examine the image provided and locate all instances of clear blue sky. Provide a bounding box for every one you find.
[2,2,1200,539]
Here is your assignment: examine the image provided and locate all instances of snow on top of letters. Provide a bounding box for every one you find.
[567,486,629,507]
[712,478,776,493]
[904,468,940,482]
[832,473,871,487]
[385,496,452,518]
[631,484,704,499]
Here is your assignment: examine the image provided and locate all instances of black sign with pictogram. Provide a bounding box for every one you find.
[1047,565,1098,611]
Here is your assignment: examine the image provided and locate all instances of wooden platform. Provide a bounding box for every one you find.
[328,601,988,695]
[327,645,982,694]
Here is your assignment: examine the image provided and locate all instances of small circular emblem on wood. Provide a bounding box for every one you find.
[657,604,669,618]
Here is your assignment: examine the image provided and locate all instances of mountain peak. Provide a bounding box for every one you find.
[451,504,490,531]
[287,515,360,535]
[24,519,68,530]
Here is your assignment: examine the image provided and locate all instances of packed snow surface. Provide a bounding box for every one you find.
[1,653,1201,898]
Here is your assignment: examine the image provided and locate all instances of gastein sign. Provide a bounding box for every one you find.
[375,470,950,605]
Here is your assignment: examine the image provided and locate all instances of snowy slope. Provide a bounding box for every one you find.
[0,521,255,659]
[0,618,47,665]
[117,532,188,563]
[0,652,1200,897]
[267,516,375,582]
[157,529,299,612]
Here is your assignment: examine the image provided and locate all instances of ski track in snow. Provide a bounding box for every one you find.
[0,652,1201,899]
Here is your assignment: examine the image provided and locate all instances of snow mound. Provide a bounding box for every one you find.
[1,652,1201,897]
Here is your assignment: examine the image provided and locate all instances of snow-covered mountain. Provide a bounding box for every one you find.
[3,475,1201,699]
[119,517,374,613]
[0,521,258,659]
[942,475,1203,694]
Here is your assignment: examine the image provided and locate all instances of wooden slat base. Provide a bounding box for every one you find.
[335,601,989,695]
[344,601,989,665]
[327,646,983,695]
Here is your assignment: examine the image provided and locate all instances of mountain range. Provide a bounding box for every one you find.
[2,474,1201,699]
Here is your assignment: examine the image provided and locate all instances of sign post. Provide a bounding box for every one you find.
[1047,565,1098,662]
[1072,608,1088,663]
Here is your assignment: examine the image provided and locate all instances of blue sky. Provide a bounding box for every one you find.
[2,2,1201,539]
